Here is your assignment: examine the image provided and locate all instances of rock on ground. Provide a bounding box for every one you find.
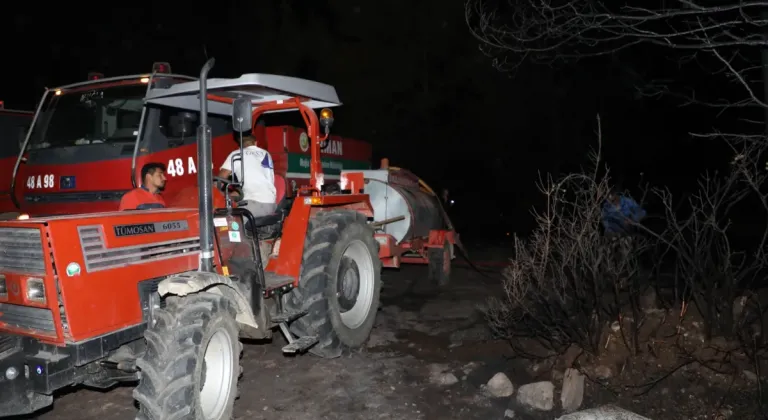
[433,372,459,386]
[560,368,585,413]
[486,372,515,398]
[742,370,758,382]
[516,381,555,411]
[594,364,614,379]
[556,405,651,420]
[462,362,480,375]
[428,363,459,386]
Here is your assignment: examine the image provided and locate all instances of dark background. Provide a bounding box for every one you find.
[2,1,750,240]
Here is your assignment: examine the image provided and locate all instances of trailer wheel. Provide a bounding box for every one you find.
[428,240,452,288]
[287,210,382,358]
[134,292,242,420]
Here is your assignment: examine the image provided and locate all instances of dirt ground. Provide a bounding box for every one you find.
[34,262,516,420]
[28,247,768,420]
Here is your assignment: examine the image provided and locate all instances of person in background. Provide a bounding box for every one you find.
[119,162,167,210]
[218,133,276,218]
[601,189,646,237]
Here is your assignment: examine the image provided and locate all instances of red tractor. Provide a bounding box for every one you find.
[0,103,32,217]
[0,59,384,419]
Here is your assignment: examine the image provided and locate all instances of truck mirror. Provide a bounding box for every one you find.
[232,97,252,133]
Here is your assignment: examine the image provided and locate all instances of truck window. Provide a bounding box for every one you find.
[28,85,146,150]
[157,108,231,147]
[0,114,30,158]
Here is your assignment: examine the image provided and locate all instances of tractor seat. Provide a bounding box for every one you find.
[241,195,293,228]
[241,174,292,239]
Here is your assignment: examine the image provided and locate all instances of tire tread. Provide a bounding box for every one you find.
[133,292,241,420]
[286,210,381,358]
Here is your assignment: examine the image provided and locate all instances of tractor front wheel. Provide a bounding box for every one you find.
[134,292,242,420]
[288,210,382,358]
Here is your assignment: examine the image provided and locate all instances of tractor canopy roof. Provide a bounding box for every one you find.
[143,73,342,116]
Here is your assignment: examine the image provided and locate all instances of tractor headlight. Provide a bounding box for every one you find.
[0,275,6,298]
[25,278,45,303]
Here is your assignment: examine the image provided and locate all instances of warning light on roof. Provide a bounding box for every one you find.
[140,77,150,84]
[152,62,171,74]
[87,72,104,81]
[54,90,62,96]
[17,213,29,220]
[319,108,334,132]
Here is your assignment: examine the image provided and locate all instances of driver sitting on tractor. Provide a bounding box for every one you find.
[218,133,277,218]
[118,162,167,210]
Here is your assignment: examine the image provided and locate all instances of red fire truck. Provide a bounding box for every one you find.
[9,63,372,218]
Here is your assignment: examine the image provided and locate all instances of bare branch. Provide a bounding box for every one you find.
[465,0,768,111]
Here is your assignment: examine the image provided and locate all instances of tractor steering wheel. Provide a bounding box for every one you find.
[213,176,244,202]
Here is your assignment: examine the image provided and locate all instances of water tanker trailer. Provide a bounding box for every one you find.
[341,159,459,286]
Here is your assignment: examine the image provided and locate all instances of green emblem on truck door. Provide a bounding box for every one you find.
[66,262,81,277]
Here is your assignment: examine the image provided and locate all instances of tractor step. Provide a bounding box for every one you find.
[277,321,318,354]
[281,335,319,354]
[271,308,308,324]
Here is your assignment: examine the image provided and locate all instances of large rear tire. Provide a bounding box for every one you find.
[287,210,381,358]
[134,292,242,420]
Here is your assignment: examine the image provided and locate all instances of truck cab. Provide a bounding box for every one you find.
[14,66,229,216]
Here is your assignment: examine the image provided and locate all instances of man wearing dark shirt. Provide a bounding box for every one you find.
[601,190,646,237]
[119,162,167,210]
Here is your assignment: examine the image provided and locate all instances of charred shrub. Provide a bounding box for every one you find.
[487,148,652,356]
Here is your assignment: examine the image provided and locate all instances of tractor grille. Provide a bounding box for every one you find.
[0,303,55,333]
[0,333,21,358]
[78,225,200,272]
[0,333,20,355]
[0,227,45,275]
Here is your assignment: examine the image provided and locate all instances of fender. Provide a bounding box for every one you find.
[156,271,270,339]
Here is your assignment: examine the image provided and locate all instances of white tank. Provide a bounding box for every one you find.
[341,169,445,244]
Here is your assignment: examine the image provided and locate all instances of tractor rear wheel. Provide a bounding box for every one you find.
[134,292,242,420]
[428,240,452,288]
[287,210,381,358]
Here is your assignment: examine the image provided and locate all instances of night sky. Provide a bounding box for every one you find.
[3,1,746,238]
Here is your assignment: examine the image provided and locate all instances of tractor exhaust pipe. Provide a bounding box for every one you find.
[197,57,216,272]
